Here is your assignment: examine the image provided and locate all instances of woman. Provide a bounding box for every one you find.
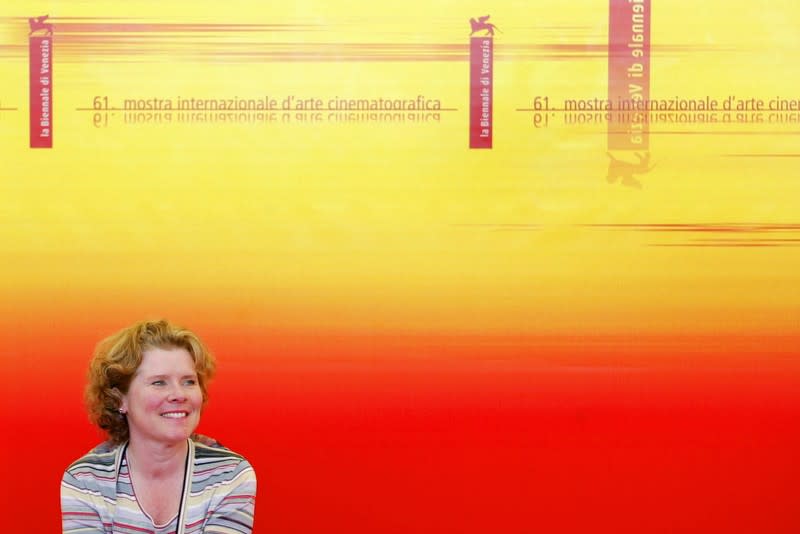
[61,319,257,534]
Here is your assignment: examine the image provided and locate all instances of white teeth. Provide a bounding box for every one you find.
[161,412,187,418]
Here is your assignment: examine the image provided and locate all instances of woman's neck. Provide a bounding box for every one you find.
[126,438,188,480]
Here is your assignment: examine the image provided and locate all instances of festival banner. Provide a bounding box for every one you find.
[607,0,650,151]
[28,14,52,148]
[469,16,495,149]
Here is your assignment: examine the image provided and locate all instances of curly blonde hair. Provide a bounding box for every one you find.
[85,319,216,444]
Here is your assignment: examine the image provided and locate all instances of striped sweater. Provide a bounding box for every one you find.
[61,436,256,533]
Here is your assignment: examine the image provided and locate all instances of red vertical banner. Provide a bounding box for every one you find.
[29,31,53,148]
[607,0,650,150]
[469,37,493,149]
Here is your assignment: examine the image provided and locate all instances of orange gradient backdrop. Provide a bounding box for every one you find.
[1,1,800,532]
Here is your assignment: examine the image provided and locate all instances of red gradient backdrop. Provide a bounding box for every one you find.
[3,319,798,533]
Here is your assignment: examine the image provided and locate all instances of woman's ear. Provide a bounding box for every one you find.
[111,387,127,415]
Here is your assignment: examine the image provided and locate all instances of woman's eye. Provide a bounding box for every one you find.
[183,379,197,386]
[151,380,166,386]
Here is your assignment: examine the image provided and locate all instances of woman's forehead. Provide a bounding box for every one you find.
[136,346,196,375]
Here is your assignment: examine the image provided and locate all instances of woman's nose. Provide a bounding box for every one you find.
[167,382,188,401]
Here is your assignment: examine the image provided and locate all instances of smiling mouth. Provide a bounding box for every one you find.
[161,412,189,419]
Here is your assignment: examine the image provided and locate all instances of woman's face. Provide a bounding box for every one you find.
[120,346,203,447]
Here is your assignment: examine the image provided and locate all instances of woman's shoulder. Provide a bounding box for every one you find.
[62,441,121,498]
[192,434,245,459]
[191,434,255,479]
[65,441,120,473]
